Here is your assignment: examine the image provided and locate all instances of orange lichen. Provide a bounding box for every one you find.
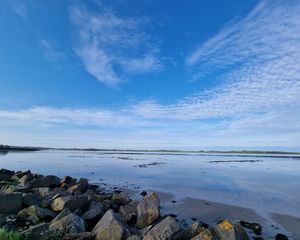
[218,219,234,231]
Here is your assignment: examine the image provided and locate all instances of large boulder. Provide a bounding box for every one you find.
[0,169,14,181]
[112,192,130,206]
[31,175,60,188]
[191,228,214,240]
[61,176,77,188]
[18,205,57,222]
[0,193,22,214]
[136,192,160,228]
[22,192,42,207]
[49,213,85,235]
[119,200,138,225]
[143,216,181,240]
[51,195,89,212]
[92,209,130,240]
[215,219,235,240]
[18,173,33,187]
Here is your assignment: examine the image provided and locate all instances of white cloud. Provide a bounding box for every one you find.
[39,39,65,62]
[9,0,29,19]
[70,5,162,87]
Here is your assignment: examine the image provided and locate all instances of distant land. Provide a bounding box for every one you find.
[1,144,300,155]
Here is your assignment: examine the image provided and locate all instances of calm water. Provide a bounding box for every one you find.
[0,150,299,219]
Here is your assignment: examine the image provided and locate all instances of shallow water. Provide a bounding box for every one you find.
[0,150,299,219]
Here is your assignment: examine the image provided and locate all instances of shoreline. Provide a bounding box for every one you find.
[0,168,296,240]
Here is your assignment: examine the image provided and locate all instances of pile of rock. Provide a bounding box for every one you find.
[0,168,288,240]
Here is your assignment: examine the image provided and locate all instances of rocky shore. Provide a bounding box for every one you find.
[0,168,289,240]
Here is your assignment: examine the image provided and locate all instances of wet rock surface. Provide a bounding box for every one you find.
[0,168,291,240]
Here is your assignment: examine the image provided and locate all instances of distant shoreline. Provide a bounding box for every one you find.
[1,144,300,155]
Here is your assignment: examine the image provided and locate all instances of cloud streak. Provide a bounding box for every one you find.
[70,4,162,87]
[39,39,65,62]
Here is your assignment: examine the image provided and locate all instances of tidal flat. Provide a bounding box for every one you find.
[0,149,299,239]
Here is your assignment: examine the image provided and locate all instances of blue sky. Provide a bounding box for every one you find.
[0,0,299,150]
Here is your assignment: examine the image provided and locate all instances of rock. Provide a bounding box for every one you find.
[49,213,85,235]
[31,175,60,188]
[275,233,288,240]
[83,201,106,230]
[191,228,214,240]
[67,178,88,194]
[64,232,95,240]
[18,173,33,187]
[177,221,210,239]
[234,223,249,240]
[51,195,89,212]
[119,200,138,225]
[140,191,147,197]
[13,170,31,179]
[112,192,130,206]
[127,236,141,240]
[136,192,160,228]
[0,185,18,193]
[18,205,57,222]
[23,192,43,207]
[0,193,22,214]
[240,221,262,235]
[215,219,235,240]
[21,222,49,240]
[92,209,130,240]
[61,176,77,186]
[51,208,72,222]
[0,169,14,181]
[143,216,181,240]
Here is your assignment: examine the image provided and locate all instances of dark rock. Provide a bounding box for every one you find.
[83,201,106,230]
[61,176,77,188]
[21,222,49,240]
[22,192,42,207]
[190,228,214,240]
[67,178,88,194]
[275,233,288,240]
[140,191,147,196]
[119,200,138,225]
[64,232,96,240]
[177,221,210,239]
[51,195,89,212]
[240,221,262,235]
[92,209,130,240]
[234,222,249,240]
[31,175,61,188]
[0,169,14,181]
[49,213,85,235]
[0,193,22,214]
[215,219,236,240]
[51,208,72,223]
[136,192,160,228]
[143,216,181,240]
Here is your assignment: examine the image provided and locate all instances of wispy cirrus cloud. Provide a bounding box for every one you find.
[39,39,65,62]
[9,0,30,19]
[70,4,162,87]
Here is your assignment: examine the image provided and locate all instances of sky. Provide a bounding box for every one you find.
[0,0,299,150]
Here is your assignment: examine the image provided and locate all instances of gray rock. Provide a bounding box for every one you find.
[127,236,141,240]
[49,213,85,234]
[51,208,72,223]
[0,193,22,214]
[23,192,42,207]
[51,195,89,212]
[215,219,236,240]
[0,169,14,181]
[143,216,181,240]
[18,173,33,187]
[18,205,57,221]
[234,223,249,240]
[64,232,95,240]
[31,175,60,188]
[176,221,209,239]
[120,200,138,225]
[83,201,106,230]
[0,185,18,193]
[92,209,130,240]
[240,221,262,235]
[112,192,130,206]
[67,178,88,194]
[21,222,49,240]
[136,192,160,228]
